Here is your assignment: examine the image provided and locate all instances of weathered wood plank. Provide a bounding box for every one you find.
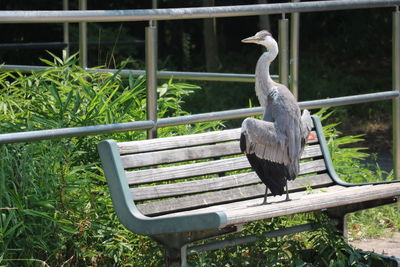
[121,141,241,169]
[132,172,258,201]
[222,183,400,225]
[137,173,333,216]
[127,156,249,185]
[118,126,317,155]
[126,144,323,185]
[118,128,241,154]
[131,159,327,201]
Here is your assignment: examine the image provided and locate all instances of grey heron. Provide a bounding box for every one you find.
[240,30,313,205]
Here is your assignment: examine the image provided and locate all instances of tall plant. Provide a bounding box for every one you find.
[0,53,220,266]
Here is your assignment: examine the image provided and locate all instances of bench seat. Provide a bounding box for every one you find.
[160,183,400,226]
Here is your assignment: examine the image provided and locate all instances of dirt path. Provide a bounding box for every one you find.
[350,233,400,258]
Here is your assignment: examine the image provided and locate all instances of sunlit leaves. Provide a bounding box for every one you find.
[0,53,221,265]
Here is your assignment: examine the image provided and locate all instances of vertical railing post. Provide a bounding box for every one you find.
[79,0,87,68]
[279,15,289,88]
[146,0,158,139]
[63,0,69,57]
[393,8,400,178]
[290,0,300,99]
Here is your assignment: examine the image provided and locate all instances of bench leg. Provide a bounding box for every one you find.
[325,210,348,242]
[336,214,348,242]
[165,245,187,267]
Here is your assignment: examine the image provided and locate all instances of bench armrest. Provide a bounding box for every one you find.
[98,140,227,236]
[312,116,400,187]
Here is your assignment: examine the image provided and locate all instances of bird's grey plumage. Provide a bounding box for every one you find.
[240,30,312,203]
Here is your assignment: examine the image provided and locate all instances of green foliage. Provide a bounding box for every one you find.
[316,108,394,184]
[303,214,378,267]
[0,56,397,266]
[0,53,220,266]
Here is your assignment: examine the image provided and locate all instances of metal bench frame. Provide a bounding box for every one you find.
[98,115,400,266]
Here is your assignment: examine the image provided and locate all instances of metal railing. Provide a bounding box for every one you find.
[0,90,398,145]
[0,0,399,176]
[0,0,398,23]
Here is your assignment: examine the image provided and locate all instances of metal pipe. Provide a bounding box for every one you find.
[146,26,158,139]
[0,40,144,50]
[1,64,274,82]
[79,0,87,68]
[146,0,158,138]
[157,107,263,127]
[152,0,158,27]
[63,0,69,57]
[290,0,300,99]
[279,17,289,87]
[1,1,400,23]
[0,91,398,144]
[188,220,338,254]
[158,91,400,126]
[0,42,69,49]
[1,65,51,72]
[0,121,155,144]
[145,70,263,82]
[393,10,400,178]
[299,91,400,110]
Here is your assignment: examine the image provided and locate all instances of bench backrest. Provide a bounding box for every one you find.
[100,116,333,218]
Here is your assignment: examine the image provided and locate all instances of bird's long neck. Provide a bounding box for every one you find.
[255,42,278,107]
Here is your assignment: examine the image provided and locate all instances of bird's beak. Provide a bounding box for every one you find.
[241,35,258,43]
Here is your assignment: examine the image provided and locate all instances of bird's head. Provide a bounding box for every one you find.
[241,30,276,50]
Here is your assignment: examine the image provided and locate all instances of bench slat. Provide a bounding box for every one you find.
[126,144,323,185]
[132,159,327,201]
[122,138,322,169]
[133,172,258,201]
[118,127,317,155]
[118,128,241,154]
[137,173,333,216]
[121,141,241,169]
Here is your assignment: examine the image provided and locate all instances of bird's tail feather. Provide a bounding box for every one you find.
[241,132,288,196]
[246,154,287,196]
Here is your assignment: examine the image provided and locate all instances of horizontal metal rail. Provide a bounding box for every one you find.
[188,220,339,255]
[0,40,144,49]
[102,69,261,83]
[299,90,400,109]
[0,0,399,23]
[0,121,155,145]
[0,64,265,82]
[0,91,398,144]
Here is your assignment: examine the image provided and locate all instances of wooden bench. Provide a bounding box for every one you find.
[98,115,400,266]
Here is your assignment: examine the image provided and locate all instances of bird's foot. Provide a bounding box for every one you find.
[260,200,271,205]
[285,196,291,202]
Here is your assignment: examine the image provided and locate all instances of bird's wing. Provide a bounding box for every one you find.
[269,85,302,164]
[240,117,288,165]
[240,118,288,195]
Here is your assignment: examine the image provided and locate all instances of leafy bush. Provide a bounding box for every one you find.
[0,53,220,266]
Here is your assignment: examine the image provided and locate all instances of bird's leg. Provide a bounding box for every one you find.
[285,179,291,201]
[262,186,268,205]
